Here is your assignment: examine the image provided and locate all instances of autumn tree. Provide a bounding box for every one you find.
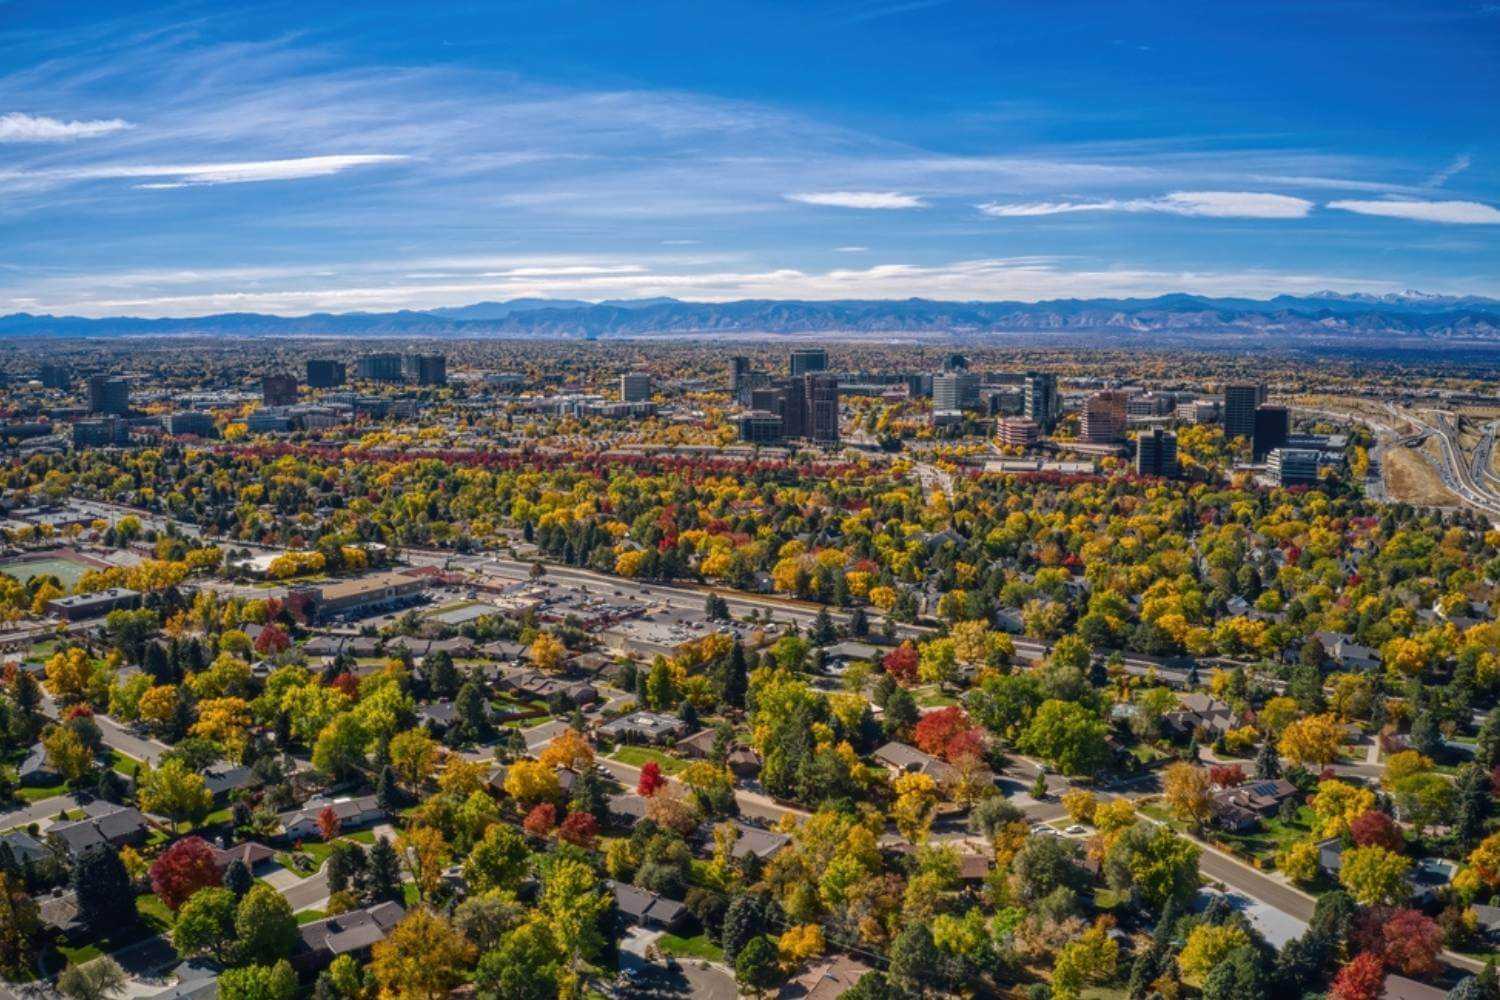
[150,837,223,911]
[371,909,475,1000]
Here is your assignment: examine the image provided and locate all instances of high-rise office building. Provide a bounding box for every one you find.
[933,372,980,411]
[1252,404,1290,461]
[1023,372,1058,430]
[738,412,784,444]
[87,376,130,416]
[356,354,404,382]
[789,348,828,377]
[804,374,840,443]
[1135,428,1179,478]
[39,364,71,390]
[730,356,751,394]
[409,354,447,386]
[1081,390,1128,443]
[943,352,968,371]
[619,372,652,402]
[1223,382,1265,439]
[262,374,298,406]
[779,378,808,438]
[306,360,347,389]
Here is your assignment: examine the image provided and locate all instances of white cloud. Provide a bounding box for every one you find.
[0,111,132,142]
[113,154,410,188]
[785,190,927,209]
[978,190,1314,220]
[1425,153,1472,188]
[1327,198,1500,225]
[835,246,869,252]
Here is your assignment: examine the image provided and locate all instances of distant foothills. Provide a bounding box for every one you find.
[3,291,1500,341]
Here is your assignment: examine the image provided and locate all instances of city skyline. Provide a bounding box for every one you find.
[1,1,1498,317]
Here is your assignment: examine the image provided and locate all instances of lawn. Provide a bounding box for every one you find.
[608,746,687,775]
[296,909,328,924]
[14,782,69,803]
[657,932,723,962]
[108,750,141,779]
[1215,806,1317,863]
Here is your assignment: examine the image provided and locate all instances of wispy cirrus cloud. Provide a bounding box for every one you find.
[978,190,1314,219]
[1,154,409,191]
[1328,198,1500,224]
[785,190,927,209]
[0,111,132,142]
[1425,153,1473,187]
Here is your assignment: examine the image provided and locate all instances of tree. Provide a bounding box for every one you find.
[1018,700,1111,776]
[1254,738,1281,779]
[735,936,782,998]
[1374,908,1444,976]
[234,885,297,965]
[367,836,403,903]
[138,758,213,831]
[74,847,135,936]
[720,893,767,966]
[1163,763,1214,828]
[1277,839,1321,885]
[464,823,531,893]
[57,957,127,1000]
[1052,922,1120,1000]
[637,760,667,797]
[397,825,451,902]
[388,729,439,788]
[528,633,566,673]
[0,871,40,976]
[1202,945,1269,1000]
[558,811,599,849]
[371,909,475,1000]
[503,759,561,805]
[1349,809,1403,851]
[1279,713,1343,767]
[537,728,593,772]
[217,961,297,1000]
[312,713,367,780]
[172,887,237,959]
[912,706,984,762]
[150,837,222,911]
[1179,923,1251,987]
[1338,845,1412,906]
[1330,951,1385,1000]
[537,858,610,995]
[888,923,942,994]
[891,772,939,843]
[1104,823,1200,910]
[475,919,561,1000]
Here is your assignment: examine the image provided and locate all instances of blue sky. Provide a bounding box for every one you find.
[1,0,1497,316]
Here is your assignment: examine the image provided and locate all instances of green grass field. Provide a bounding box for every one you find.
[609,745,687,774]
[0,556,93,589]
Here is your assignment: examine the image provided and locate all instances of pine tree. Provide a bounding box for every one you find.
[848,607,868,637]
[366,836,402,904]
[1255,738,1281,779]
[721,641,748,708]
[1477,709,1500,771]
[73,847,135,935]
[812,607,837,646]
[1456,764,1491,847]
[375,765,398,812]
[223,859,253,898]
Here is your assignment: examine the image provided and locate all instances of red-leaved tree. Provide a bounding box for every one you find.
[637,761,667,797]
[1208,764,1246,787]
[1349,810,1404,852]
[316,805,341,842]
[882,644,919,687]
[523,803,558,838]
[913,706,985,763]
[1330,952,1385,1000]
[254,624,291,656]
[150,836,223,911]
[1356,907,1442,977]
[558,811,599,849]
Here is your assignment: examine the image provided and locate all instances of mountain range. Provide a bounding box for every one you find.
[3,291,1499,341]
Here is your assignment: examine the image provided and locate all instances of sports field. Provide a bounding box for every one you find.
[0,555,93,589]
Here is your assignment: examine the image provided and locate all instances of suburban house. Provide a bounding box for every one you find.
[598,711,689,744]
[278,794,384,841]
[872,741,956,784]
[607,880,689,931]
[209,840,278,874]
[202,762,257,800]
[294,901,406,972]
[778,955,875,999]
[1164,693,1238,739]
[1211,778,1299,831]
[18,741,60,787]
[47,803,150,858]
[1312,631,1382,671]
[696,819,790,862]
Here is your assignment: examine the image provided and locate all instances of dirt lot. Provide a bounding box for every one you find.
[1384,444,1455,507]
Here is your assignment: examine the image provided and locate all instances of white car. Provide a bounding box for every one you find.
[1064,824,1088,836]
